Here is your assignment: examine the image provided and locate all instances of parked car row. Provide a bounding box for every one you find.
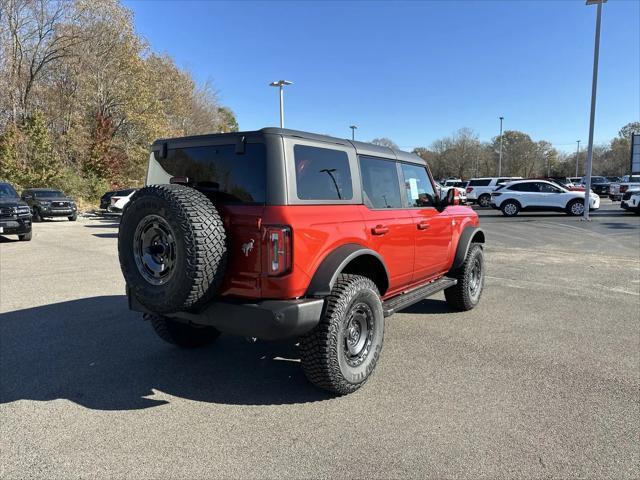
[0,182,82,242]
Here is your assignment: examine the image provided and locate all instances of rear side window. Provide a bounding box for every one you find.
[294,145,353,200]
[160,144,266,204]
[508,182,536,192]
[400,163,436,207]
[469,179,491,187]
[359,156,402,209]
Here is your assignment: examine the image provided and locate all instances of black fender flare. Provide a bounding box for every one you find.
[306,243,390,297]
[452,226,485,270]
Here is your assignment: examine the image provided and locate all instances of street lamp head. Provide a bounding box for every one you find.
[499,116,504,121]
[585,0,606,5]
[350,125,357,130]
[270,80,293,87]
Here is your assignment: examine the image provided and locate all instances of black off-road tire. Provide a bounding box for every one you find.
[566,199,585,216]
[445,243,485,311]
[68,213,77,221]
[299,274,385,395]
[148,314,220,348]
[18,231,32,241]
[501,200,520,217]
[478,194,491,208]
[118,184,227,313]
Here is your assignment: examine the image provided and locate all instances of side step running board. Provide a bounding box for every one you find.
[382,277,457,317]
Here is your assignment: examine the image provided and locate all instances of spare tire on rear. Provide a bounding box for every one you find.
[118,184,227,313]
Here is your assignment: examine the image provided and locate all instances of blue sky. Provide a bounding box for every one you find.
[125,0,639,152]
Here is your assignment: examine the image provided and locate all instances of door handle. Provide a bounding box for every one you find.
[417,221,430,230]
[371,225,389,235]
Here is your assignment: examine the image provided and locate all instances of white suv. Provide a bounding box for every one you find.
[465,177,522,207]
[621,190,640,213]
[490,179,600,217]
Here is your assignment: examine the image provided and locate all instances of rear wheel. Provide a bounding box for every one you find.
[566,199,585,216]
[501,200,520,217]
[148,314,220,348]
[478,194,491,208]
[445,243,485,311]
[300,274,385,395]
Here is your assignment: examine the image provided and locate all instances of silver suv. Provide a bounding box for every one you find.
[465,177,522,207]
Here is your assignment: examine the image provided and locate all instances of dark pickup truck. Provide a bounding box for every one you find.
[21,188,78,221]
[0,182,32,241]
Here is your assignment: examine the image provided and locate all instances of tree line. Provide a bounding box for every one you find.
[407,122,639,181]
[0,0,237,202]
[375,124,638,181]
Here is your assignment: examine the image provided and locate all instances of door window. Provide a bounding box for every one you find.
[359,156,402,209]
[400,163,436,208]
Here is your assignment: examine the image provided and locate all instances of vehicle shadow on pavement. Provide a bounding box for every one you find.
[0,296,333,410]
[398,298,456,315]
[92,233,119,238]
[84,223,121,229]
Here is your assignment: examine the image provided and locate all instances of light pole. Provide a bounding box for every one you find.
[349,125,358,141]
[269,80,293,128]
[582,0,606,221]
[575,140,581,177]
[498,116,504,176]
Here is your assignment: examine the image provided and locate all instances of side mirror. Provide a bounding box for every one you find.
[22,194,32,200]
[445,188,460,207]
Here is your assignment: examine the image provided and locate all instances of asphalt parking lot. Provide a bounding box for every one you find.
[1,201,639,479]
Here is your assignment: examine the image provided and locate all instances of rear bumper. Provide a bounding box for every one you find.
[0,218,31,235]
[128,288,324,340]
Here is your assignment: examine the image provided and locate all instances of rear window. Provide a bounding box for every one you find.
[294,145,353,200]
[468,179,491,187]
[159,144,266,204]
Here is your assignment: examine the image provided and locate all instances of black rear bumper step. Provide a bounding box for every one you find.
[382,277,457,317]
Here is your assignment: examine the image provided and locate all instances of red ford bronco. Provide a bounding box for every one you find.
[118,128,485,394]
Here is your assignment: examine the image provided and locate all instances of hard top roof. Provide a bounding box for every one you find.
[152,127,424,165]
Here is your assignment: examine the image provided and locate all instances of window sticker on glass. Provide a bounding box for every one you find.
[409,178,419,200]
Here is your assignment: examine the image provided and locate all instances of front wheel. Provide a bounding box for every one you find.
[18,231,32,241]
[148,314,220,348]
[68,214,77,221]
[445,243,485,311]
[501,200,520,217]
[566,199,585,216]
[300,274,385,395]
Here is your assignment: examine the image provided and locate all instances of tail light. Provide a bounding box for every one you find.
[620,185,628,193]
[264,225,292,276]
[466,187,473,193]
